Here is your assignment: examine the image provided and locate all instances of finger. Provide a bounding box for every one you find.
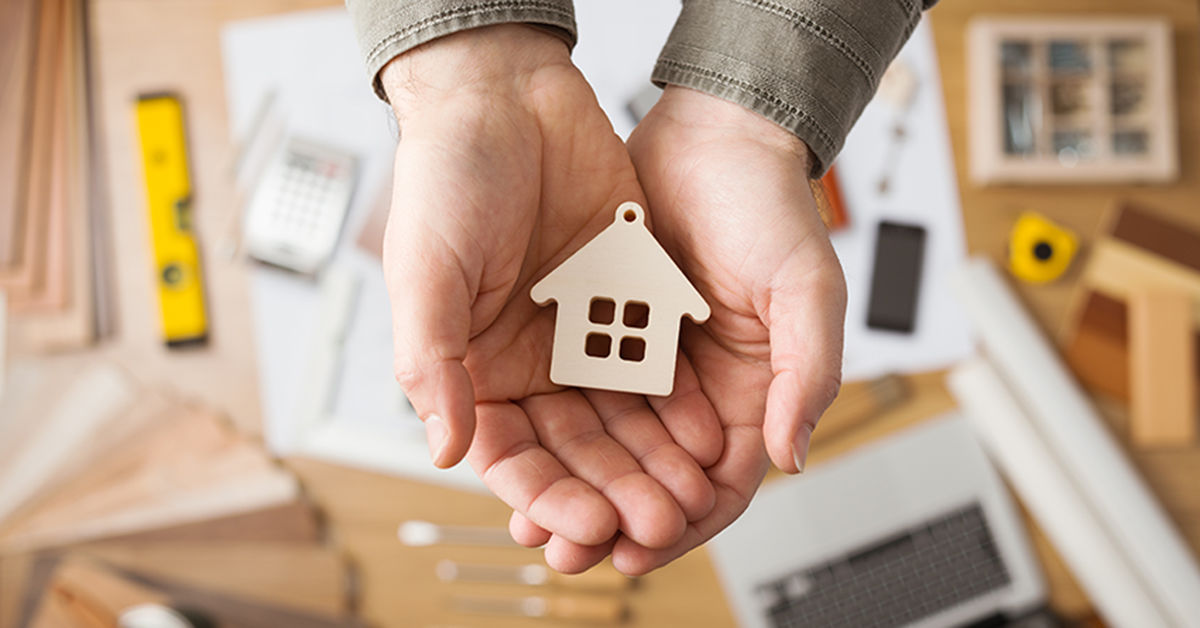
[384,201,476,469]
[585,389,716,522]
[646,354,723,468]
[762,256,847,474]
[522,392,687,549]
[544,534,618,575]
[509,511,551,548]
[468,401,618,545]
[611,422,770,576]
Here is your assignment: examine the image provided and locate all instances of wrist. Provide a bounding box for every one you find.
[654,86,814,175]
[380,24,570,120]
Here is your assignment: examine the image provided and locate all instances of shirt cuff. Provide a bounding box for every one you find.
[346,0,577,100]
[652,0,925,176]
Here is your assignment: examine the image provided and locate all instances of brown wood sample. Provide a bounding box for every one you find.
[28,557,167,628]
[1129,289,1198,446]
[1109,204,1200,275]
[13,0,98,350]
[0,0,64,302]
[101,500,321,545]
[0,0,38,268]
[0,404,300,551]
[1063,291,1200,403]
[77,542,350,616]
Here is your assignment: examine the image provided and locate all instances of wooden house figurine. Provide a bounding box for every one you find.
[531,202,710,396]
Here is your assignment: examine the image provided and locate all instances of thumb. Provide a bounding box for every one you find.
[384,221,477,469]
[761,256,847,474]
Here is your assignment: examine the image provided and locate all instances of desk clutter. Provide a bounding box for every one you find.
[397,519,635,624]
[0,363,359,627]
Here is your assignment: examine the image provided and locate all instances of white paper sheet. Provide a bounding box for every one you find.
[221,9,480,491]
[831,20,973,380]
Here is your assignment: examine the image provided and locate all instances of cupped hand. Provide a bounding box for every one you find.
[380,27,722,572]
[603,86,848,574]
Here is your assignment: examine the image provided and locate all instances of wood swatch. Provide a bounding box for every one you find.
[1108,204,1200,274]
[1129,289,1197,446]
[0,0,63,302]
[0,0,38,267]
[76,542,349,616]
[1064,290,1200,402]
[100,500,321,545]
[0,401,300,551]
[28,557,167,628]
[22,555,362,628]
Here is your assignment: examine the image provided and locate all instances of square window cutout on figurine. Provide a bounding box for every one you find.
[531,202,710,396]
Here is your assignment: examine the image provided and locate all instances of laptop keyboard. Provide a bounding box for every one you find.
[756,503,1012,628]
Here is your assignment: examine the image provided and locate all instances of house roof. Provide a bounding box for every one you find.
[530,202,710,323]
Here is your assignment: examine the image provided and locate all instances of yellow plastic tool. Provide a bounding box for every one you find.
[1008,211,1079,283]
[134,94,208,346]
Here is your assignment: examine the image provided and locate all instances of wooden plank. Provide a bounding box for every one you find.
[1084,238,1200,325]
[1063,290,1200,403]
[1064,291,1131,400]
[1130,289,1198,446]
[0,0,64,302]
[12,0,97,349]
[100,500,322,545]
[77,542,349,615]
[28,557,166,627]
[1109,204,1200,275]
[0,0,38,268]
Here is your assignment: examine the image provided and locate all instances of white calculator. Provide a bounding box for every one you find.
[242,137,357,274]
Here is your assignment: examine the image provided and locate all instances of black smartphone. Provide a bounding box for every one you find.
[866,221,927,333]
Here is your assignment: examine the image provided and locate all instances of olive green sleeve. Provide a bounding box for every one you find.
[653,0,937,176]
[344,0,576,99]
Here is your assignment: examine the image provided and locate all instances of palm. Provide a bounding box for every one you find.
[603,89,847,573]
[383,58,722,572]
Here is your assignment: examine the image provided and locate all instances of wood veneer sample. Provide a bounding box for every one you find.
[1064,291,1131,400]
[28,557,166,628]
[78,542,349,615]
[101,500,321,545]
[0,0,38,268]
[1108,204,1200,274]
[1085,238,1200,325]
[1129,289,1197,446]
[1064,291,1200,402]
[0,0,64,302]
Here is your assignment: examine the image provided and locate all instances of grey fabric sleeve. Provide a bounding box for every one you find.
[344,0,577,99]
[653,0,936,176]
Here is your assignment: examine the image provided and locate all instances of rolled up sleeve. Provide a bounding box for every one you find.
[346,0,577,99]
[653,0,935,176]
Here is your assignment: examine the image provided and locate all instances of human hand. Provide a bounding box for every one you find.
[606,86,847,573]
[380,26,723,571]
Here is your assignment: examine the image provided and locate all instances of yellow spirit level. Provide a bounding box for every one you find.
[134,94,208,346]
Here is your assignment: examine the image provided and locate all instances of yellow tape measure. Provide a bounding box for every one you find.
[134,94,208,346]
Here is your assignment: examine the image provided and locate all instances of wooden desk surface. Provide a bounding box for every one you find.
[6,0,1198,625]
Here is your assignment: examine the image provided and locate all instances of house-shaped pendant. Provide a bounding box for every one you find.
[531,202,710,396]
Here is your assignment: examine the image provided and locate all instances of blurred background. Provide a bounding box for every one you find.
[1,0,1199,626]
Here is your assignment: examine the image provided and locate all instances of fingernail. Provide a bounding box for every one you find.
[791,424,814,474]
[424,414,448,465]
